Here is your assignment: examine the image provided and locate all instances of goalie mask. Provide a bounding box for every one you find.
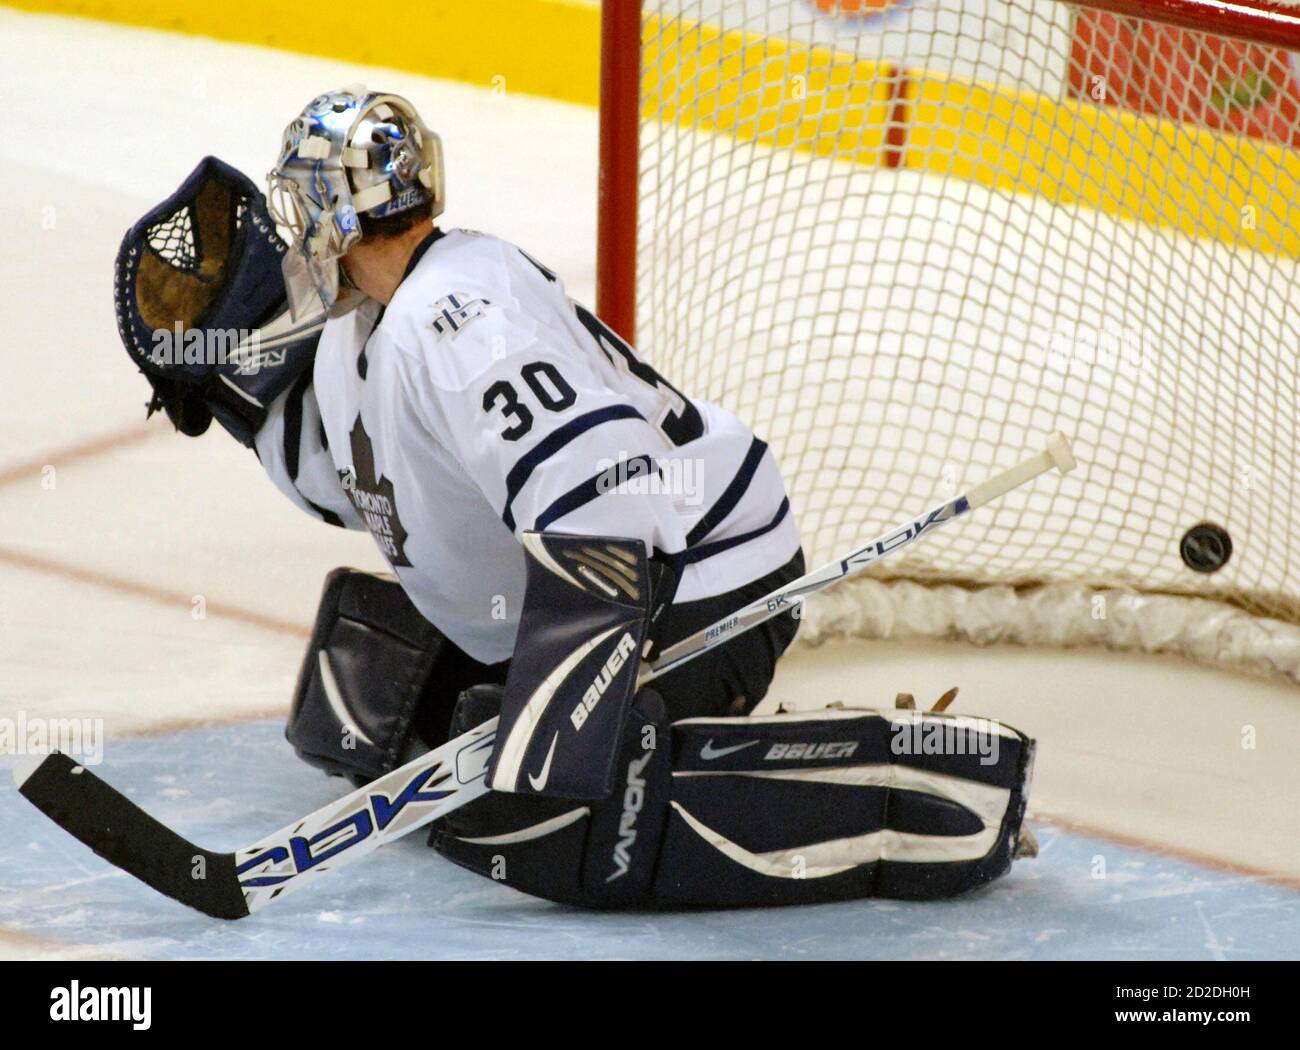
[114,155,325,447]
[267,86,446,316]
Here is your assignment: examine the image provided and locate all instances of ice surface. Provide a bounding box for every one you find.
[3,723,1297,960]
[1,7,1297,960]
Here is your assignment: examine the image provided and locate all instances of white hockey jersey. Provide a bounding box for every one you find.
[254,229,800,663]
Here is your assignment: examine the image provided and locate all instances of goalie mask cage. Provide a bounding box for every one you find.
[597,0,1300,683]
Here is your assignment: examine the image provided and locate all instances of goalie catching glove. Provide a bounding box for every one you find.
[114,156,325,446]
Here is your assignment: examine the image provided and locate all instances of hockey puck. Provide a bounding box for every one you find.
[1179,522,1233,574]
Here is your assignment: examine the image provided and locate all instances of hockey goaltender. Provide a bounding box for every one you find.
[111,86,1037,910]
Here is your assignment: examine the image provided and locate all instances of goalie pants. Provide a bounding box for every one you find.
[286,551,805,782]
[416,548,806,748]
[638,547,806,718]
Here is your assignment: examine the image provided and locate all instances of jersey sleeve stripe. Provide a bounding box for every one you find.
[302,497,345,528]
[281,369,314,483]
[531,454,658,532]
[277,372,346,528]
[685,435,770,547]
[678,497,791,566]
[501,404,646,531]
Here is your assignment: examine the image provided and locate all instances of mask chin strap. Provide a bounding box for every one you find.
[349,181,392,213]
[338,255,359,292]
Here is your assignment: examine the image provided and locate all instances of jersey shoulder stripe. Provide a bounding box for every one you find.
[501,403,646,532]
[533,454,659,533]
[678,497,792,566]
[685,435,770,548]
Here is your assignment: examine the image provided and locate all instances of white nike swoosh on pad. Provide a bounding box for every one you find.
[699,739,759,761]
[528,732,560,791]
[319,651,376,747]
[491,623,622,790]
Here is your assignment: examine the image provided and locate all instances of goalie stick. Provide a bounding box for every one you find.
[14,432,1076,919]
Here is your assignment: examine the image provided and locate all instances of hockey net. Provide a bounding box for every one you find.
[598,0,1300,683]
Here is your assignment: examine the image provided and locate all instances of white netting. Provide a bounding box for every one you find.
[633,0,1300,681]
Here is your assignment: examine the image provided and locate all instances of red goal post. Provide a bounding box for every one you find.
[595,0,1300,683]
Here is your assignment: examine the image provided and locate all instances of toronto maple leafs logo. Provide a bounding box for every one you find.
[344,414,411,568]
